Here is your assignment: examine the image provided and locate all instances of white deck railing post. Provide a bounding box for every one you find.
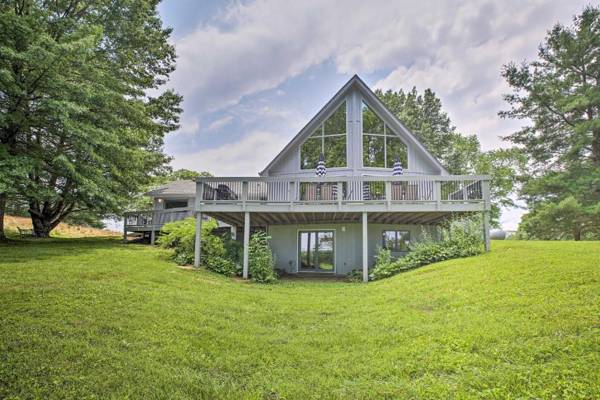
[362,212,368,283]
[123,214,128,243]
[481,179,491,252]
[150,211,156,245]
[194,211,202,268]
[483,210,491,252]
[242,181,248,209]
[194,181,205,268]
[243,211,250,279]
[385,181,391,209]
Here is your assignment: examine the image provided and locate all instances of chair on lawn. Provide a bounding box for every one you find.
[17,227,34,239]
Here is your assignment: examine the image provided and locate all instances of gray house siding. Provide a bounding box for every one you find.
[268,223,438,275]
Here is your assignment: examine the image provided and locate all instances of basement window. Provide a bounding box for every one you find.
[382,230,410,252]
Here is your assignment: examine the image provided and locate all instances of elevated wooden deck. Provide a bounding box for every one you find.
[124,207,193,243]
[195,175,491,219]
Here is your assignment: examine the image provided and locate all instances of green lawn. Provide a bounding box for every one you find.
[1,239,599,399]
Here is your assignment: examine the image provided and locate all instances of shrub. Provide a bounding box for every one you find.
[157,217,199,265]
[157,218,241,276]
[346,268,363,282]
[370,217,484,280]
[374,246,393,268]
[248,231,277,283]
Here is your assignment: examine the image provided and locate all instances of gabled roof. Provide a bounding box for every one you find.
[145,180,195,197]
[259,74,448,176]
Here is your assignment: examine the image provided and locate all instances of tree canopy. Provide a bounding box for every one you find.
[501,6,600,240]
[375,88,524,225]
[0,0,182,237]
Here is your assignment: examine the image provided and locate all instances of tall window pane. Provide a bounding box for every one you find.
[362,102,384,134]
[317,232,334,270]
[386,134,408,168]
[301,101,347,169]
[324,135,346,167]
[362,101,408,168]
[363,135,384,167]
[301,138,321,169]
[324,104,346,135]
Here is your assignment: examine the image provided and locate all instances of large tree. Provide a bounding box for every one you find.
[0,0,181,238]
[501,6,600,240]
[376,88,524,225]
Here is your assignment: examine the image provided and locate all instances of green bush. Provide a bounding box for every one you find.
[346,268,363,282]
[157,218,240,276]
[156,217,199,265]
[370,217,484,280]
[248,231,277,283]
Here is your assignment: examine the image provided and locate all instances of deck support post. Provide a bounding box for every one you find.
[123,221,128,243]
[362,212,368,283]
[230,225,237,240]
[150,229,156,245]
[194,212,202,268]
[483,210,491,252]
[243,212,250,279]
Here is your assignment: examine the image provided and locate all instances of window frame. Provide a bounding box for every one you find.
[381,230,410,253]
[163,199,189,209]
[361,101,408,169]
[300,101,347,170]
[297,229,336,273]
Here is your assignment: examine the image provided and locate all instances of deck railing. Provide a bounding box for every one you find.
[124,207,193,229]
[197,175,490,206]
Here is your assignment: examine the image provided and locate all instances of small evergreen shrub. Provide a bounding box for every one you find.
[248,231,277,283]
[370,217,484,280]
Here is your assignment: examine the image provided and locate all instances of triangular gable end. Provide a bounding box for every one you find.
[260,75,448,176]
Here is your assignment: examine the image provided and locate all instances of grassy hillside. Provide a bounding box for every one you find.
[3,215,120,238]
[0,239,598,399]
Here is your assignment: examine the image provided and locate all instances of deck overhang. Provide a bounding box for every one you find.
[201,210,474,226]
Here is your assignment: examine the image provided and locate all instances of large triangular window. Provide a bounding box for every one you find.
[362,102,407,168]
[301,101,347,169]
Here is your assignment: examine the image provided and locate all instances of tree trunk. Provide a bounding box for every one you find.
[593,128,600,168]
[30,213,54,238]
[0,192,6,241]
[573,226,582,241]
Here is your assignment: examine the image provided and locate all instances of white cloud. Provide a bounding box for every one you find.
[207,115,234,132]
[172,0,587,141]
[170,131,289,176]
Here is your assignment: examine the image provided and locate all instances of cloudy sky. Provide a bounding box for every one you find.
[157,0,589,229]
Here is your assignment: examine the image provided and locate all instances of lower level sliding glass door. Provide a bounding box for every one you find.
[298,231,335,272]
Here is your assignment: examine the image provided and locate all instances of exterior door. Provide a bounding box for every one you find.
[298,231,335,272]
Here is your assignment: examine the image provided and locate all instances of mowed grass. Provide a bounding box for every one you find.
[0,239,598,399]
